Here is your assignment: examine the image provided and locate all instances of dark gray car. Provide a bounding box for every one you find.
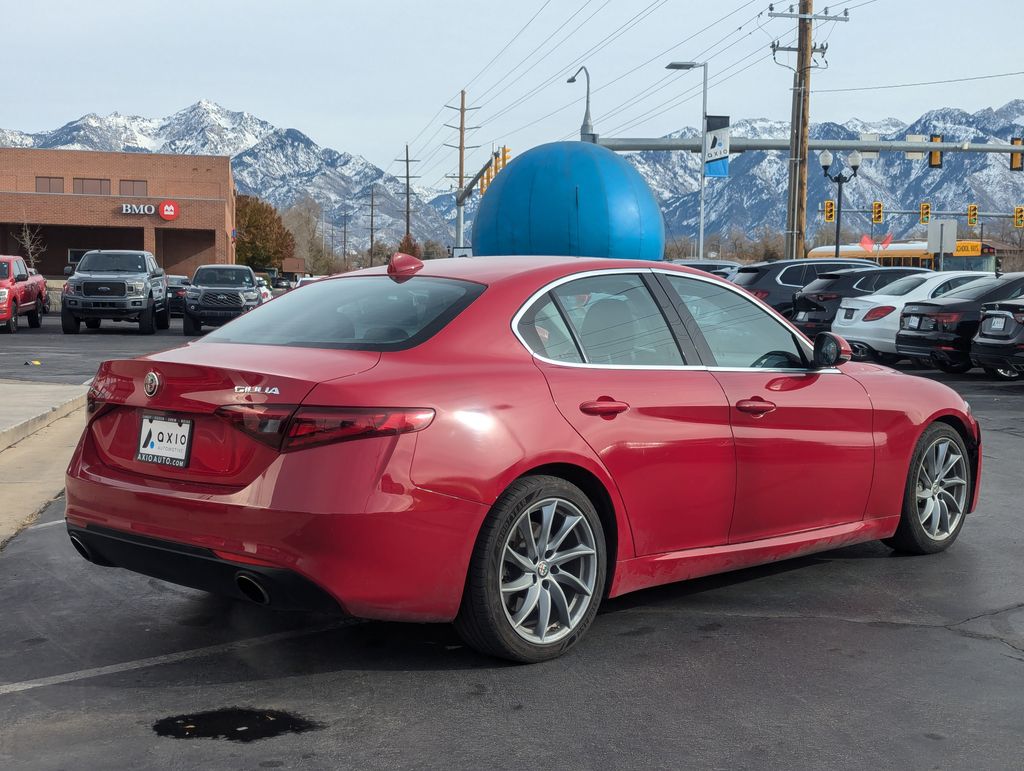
[182,264,260,335]
[61,250,169,334]
[730,258,877,317]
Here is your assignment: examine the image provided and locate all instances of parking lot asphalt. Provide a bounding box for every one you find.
[0,313,199,384]
[1,330,1023,769]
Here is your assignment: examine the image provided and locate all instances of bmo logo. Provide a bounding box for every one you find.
[158,200,180,221]
[119,200,180,220]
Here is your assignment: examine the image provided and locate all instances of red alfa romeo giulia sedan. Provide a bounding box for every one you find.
[65,254,981,662]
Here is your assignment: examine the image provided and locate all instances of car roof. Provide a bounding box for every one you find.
[738,258,875,270]
[82,249,152,256]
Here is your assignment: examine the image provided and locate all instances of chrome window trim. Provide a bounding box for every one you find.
[510,266,840,374]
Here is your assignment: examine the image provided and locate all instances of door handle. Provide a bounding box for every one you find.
[579,400,630,417]
[735,398,777,416]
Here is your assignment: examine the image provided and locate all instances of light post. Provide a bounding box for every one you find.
[666,61,708,259]
[819,149,862,260]
[567,66,594,141]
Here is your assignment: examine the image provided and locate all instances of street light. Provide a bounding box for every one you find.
[567,66,594,140]
[820,150,862,260]
[667,61,708,259]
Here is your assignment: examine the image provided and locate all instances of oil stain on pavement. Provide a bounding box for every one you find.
[153,707,322,742]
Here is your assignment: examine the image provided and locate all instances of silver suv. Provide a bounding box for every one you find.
[62,250,169,334]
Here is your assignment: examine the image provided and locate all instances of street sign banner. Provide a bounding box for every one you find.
[705,115,730,178]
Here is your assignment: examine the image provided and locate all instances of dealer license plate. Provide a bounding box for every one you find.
[843,308,855,320]
[795,311,808,321]
[137,415,192,468]
[990,316,1006,331]
[907,316,920,330]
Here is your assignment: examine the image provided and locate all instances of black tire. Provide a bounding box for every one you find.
[933,358,972,375]
[155,304,170,330]
[27,299,42,328]
[84,319,101,330]
[455,475,606,663]
[61,307,80,334]
[982,366,1020,381]
[138,303,156,335]
[883,423,971,555]
[183,313,201,335]
[2,302,16,333]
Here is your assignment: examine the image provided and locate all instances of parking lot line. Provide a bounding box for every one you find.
[0,621,348,697]
[27,520,65,530]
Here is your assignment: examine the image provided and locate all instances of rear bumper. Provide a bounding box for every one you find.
[970,342,1024,372]
[67,523,340,612]
[64,431,490,623]
[895,334,970,364]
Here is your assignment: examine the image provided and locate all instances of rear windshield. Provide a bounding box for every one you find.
[731,267,764,286]
[875,275,927,296]
[802,275,845,292]
[167,275,188,286]
[193,267,254,287]
[78,252,147,272]
[202,275,485,351]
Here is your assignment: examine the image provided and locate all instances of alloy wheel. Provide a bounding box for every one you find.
[916,437,968,541]
[500,497,598,644]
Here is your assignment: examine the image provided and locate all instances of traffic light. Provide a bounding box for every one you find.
[1011,137,1023,172]
[871,200,883,224]
[920,202,931,225]
[824,199,835,223]
[1015,205,1024,228]
[501,145,511,170]
[967,204,978,227]
[928,134,943,168]
[480,166,492,196]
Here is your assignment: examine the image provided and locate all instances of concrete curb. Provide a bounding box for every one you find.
[0,389,88,453]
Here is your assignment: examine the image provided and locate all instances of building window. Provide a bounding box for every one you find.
[35,176,64,193]
[73,178,111,195]
[119,179,148,196]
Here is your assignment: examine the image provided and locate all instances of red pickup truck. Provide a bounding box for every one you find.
[1,255,48,333]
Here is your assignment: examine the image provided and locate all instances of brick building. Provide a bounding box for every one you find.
[0,147,235,278]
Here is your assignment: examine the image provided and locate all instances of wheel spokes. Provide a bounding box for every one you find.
[504,545,534,573]
[553,569,592,597]
[501,573,534,594]
[536,502,555,555]
[550,544,596,566]
[512,583,541,627]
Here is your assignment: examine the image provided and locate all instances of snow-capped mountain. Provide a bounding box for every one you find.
[633,101,1024,242]
[1,101,453,248]
[3,99,1022,248]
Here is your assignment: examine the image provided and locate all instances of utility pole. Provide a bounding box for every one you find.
[342,211,349,271]
[445,90,480,249]
[771,1,848,260]
[368,186,376,265]
[394,144,420,238]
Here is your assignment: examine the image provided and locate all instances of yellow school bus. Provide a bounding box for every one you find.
[805,240,994,271]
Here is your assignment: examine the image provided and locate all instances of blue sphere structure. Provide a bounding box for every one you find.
[472,141,664,261]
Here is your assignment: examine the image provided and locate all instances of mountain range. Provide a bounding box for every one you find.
[3,99,1023,249]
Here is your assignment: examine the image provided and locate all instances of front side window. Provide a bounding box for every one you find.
[665,275,807,369]
[550,274,684,366]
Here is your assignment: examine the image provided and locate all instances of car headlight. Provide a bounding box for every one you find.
[126,281,146,296]
[62,283,80,296]
[186,289,201,299]
[243,290,259,301]
[0,288,8,303]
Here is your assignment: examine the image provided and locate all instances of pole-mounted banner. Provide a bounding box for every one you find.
[704,115,730,178]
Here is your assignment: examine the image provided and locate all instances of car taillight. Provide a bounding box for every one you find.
[214,404,435,452]
[751,289,770,300]
[215,404,297,450]
[284,407,435,451]
[863,305,896,322]
[811,293,840,302]
[933,312,963,330]
[175,289,186,297]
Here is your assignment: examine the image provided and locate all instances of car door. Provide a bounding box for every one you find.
[516,270,736,556]
[656,271,875,544]
[14,259,29,310]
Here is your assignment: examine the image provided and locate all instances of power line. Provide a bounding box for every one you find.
[464,0,554,91]
[817,69,1024,93]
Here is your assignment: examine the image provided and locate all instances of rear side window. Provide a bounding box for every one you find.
[777,265,808,287]
[202,275,485,351]
[516,297,583,363]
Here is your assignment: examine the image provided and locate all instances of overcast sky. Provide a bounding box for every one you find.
[5,0,1022,184]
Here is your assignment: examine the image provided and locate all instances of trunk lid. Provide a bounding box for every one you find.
[87,342,380,486]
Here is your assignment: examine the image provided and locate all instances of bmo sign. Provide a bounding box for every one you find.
[120,200,180,221]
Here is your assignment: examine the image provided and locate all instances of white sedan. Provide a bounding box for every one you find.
[832,271,989,363]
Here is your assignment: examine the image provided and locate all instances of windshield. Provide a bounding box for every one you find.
[193,268,254,287]
[874,276,927,296]
[202,275,485,350]
[0,262,8,280]
[731,268,764,286]
[78,252,147,272]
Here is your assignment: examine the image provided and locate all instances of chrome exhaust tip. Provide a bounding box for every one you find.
[68,534,93,563]
[235,572,271,605]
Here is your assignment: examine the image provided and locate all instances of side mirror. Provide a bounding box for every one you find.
[64,265,74,276]
[181,279,190,286]
[14,273,29,283]
[813,332,852,369]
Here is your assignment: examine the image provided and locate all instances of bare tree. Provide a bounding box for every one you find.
[13,222,45,270]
